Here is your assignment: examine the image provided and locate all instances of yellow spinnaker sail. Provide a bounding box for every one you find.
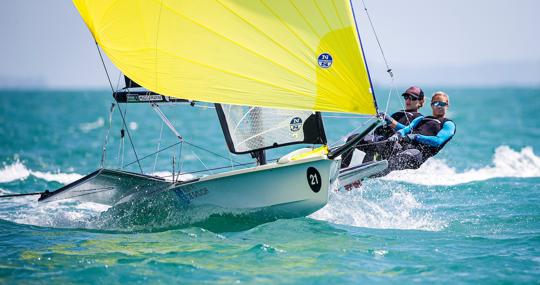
[73,0,377,115]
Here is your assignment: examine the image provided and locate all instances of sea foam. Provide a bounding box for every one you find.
[311,180,445,231]
[78,117,104,133]
[0,160,30,183]
[0,160,82,184]
[382,146,540,186]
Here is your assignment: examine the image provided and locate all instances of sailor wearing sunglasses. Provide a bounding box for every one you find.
[384,91,456,171]
[341,86,425,167]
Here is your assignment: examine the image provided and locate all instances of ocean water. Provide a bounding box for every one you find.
[0,87,539,284]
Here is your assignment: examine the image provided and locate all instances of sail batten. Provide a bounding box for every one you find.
[74,0,377,115]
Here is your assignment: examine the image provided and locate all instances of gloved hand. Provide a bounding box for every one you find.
[403,133,417,142]
[378,112,392,124]
[387,133,400,142]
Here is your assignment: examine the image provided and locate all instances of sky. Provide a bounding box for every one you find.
[0,0,539,89]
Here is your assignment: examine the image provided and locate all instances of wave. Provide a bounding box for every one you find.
[0,160,82,184]
[311,180,445,231]
[78,117,104,133]
[382,146,540,186]
[0,160,30,183]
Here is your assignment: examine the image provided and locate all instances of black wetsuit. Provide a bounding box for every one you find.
[373,116,456,177]
[341,110,422,168]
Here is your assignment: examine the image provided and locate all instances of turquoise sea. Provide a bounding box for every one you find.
[0,87,539,284]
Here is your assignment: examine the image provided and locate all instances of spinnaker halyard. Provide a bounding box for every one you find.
[37,0,384,230]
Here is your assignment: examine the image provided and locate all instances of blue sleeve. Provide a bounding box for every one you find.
[414,121,456,147]
[394,121,406,131]
[397,116,423,137]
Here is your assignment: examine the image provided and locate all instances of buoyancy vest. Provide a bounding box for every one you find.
[410,116,455,159]
[374,110,422,138]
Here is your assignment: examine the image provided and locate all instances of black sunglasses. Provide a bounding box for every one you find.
[402,94,419,101]
[431,101,448,107]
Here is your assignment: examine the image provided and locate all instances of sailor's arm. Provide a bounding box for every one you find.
[396,116,423,137]
[414,121,456,147]
[385,116,399,129]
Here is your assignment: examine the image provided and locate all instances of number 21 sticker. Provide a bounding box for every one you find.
[306,167,322,193]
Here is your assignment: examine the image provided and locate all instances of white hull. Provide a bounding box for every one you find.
[171,156,338,215]
[40,156,339,230]
[338,160,388,191]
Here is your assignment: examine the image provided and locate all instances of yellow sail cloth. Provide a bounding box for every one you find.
[73,0,377,115]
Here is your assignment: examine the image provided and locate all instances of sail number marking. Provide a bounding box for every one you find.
[306,167,322,193]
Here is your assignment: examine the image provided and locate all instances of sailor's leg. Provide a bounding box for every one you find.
[370,148,423,177]
[341,134,382,167]
[388,149,423,170]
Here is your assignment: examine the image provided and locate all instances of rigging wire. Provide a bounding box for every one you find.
[120,108,127,169]
[123,139,243,169]
[191,149,213,174]
[179,141,185,175]
[100,103,116,168]
[358,0,398,119]
[124,141,182,168]
[94,43,143,173]
[183,141,242,164]
[359,0,393,78]
[329,0,398,149]
[329,116,376,148]
[117,128,125,169]
[153,121,164,172]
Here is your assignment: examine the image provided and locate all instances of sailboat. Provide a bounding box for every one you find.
[38,0,386,230]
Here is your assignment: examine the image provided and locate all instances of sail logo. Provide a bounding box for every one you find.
[318,53,333,68]
[290,117,303,132]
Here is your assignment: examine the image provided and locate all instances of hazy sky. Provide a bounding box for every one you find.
[0,0,539,88]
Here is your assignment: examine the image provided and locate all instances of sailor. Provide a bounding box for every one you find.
[341,86,425,167]
[380,91,456,174]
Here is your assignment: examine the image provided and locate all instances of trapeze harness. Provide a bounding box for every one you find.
[404,116,456,161]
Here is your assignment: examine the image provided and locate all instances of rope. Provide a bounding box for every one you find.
[0,192,44,199]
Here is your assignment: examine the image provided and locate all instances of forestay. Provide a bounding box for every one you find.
[216,104,326,154]
[73,0,377,115]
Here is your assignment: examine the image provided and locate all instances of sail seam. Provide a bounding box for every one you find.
[216,0,316,70]
[313,0,333,32]
[156,49,315,101]
[156,0,318,94]
[261,1,316,54]
[331,0,346,28]
[289,1,321,38]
